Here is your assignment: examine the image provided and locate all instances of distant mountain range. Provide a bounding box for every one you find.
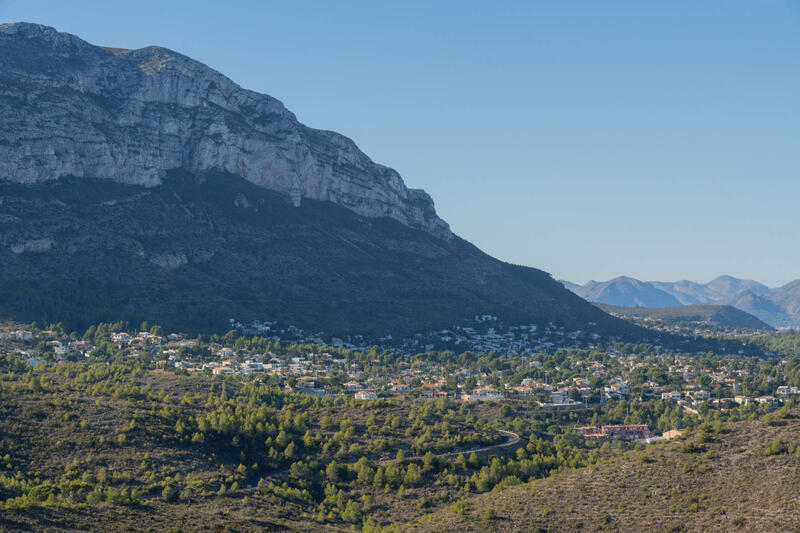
[563,275,800,329]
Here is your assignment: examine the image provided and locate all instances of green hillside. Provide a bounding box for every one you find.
[405,410,800,532]
[597,303,774,331]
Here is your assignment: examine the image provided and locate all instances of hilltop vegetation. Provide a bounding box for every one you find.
[407,407,800,532]
[597,303,774,332]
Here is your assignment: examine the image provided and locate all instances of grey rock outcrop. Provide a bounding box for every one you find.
[0,22,450,238]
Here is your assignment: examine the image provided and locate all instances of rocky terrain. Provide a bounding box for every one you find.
[0,22,636,339]
[0,22,449,238]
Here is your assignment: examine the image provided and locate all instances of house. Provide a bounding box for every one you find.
[549,389,571,404]
[661,429,684,441]
[343,381,363,391]
[25,358,47,367]
[354,390,378,400]
[296,379,316,390]
[602,424,651,440]
[111,332,131,343]
[576,424,651,441]
[574,426,611,442]
[212,366,235,375]
[661,391,682,401]
[420,383,446,398]
[462,387,503,401]
[390,383,410,392]
[12,330,34,341]
[217,348,235,358]
[241,361,265,375]
[608,382,629,396]
[755,396,780,406]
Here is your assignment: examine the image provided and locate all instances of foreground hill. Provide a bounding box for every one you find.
[597,303,775,331]
[406,412,800,532]
[0,22,634,339]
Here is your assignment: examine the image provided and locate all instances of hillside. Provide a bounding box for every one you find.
[0,172,634,339]
[596,304,775,331]
[720,290,790,330]
[0,353,509,532]
[0,22,636,340]
[406,411,800,532]
[727,281,800,330]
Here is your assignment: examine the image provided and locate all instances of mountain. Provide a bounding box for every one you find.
[570,275,800,329]
[574,277,683,308]
[648,279,717,305]
[769,280,800,318]
[705,275,772,299]
[0,22,637,339]
[596,303,775,331]
[721,289,794,330]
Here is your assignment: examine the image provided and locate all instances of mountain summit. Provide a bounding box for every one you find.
[0,22,449,238]
[0,23,634,338]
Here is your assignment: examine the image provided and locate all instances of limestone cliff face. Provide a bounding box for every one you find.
[0,22,450,238]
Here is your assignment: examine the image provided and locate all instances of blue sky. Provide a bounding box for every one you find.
[2,1,798,286]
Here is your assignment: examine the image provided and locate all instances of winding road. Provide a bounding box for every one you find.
[249,430,522,487]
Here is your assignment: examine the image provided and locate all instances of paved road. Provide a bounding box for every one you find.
[406,429,522,461]
[249,429,522,487]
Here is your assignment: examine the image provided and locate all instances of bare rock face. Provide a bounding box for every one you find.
[0,22,450,239]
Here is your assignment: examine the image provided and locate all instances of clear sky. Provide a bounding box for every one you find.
[2,1,798,286]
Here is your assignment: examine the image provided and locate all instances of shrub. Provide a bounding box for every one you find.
[162,484,179,502]
[765,438,787,456]
[680,441,704,453]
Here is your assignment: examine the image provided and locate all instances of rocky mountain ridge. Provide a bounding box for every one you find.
[0,22,450,238]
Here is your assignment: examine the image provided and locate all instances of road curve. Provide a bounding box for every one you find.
[249,430,523,487]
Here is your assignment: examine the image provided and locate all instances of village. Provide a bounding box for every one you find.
[3,320,797,443]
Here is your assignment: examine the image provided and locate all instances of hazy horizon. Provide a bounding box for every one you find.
[2,0,798,286]
[563,274,796,289]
